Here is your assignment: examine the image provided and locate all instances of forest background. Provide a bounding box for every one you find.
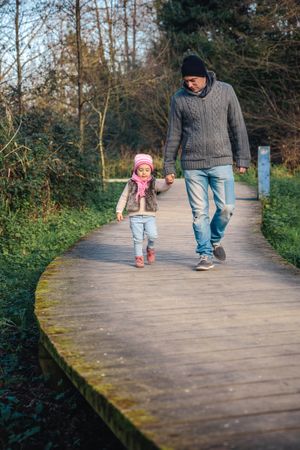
[0,1,300,449]
[1,0,299,213]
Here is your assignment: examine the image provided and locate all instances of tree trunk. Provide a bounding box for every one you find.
[93,0,105,65]
[15,0,22,116]
[132,0,137,67]
[104,0,115,73]
[75,0,84,152]
[123,0,130,71]
[98,87,111,189]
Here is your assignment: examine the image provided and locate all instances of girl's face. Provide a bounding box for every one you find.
[136,164,152,179]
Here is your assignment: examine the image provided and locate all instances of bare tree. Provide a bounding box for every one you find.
[123,0,130,70]
[15,0,22,115]
[131,0,137,67]
[104,0,116,73]
[90,85,111,186]
[0,1,56,113]
[75,0,84,152]
[93,0,105,65]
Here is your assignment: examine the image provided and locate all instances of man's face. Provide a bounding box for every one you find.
[183,76,207,93]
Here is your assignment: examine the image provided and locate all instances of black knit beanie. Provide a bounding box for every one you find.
[181,55,207,78]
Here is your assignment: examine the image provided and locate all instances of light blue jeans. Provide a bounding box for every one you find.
[129,215,158,257]
[184,165,235,257]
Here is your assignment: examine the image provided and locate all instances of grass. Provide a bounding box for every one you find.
[235,165,300,268]
[261,168,300,268]
[0,182,126,450]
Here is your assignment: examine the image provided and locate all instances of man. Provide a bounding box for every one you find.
[164,54,251,271]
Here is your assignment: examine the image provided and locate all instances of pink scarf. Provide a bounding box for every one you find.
[131,172,152,201]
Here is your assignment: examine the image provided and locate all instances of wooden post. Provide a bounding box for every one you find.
[258,146,270,199]
[38,342,70,390]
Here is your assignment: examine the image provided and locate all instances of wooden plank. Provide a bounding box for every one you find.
[35,179,300,450]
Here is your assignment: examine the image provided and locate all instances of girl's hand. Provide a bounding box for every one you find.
[117,212,123,222]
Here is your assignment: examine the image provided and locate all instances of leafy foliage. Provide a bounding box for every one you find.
[0,108,101,215]
[0,183,125,450]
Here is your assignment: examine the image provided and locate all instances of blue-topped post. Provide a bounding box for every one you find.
[257,146,270,199]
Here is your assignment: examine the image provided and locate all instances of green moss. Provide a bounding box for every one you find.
[125,409,157,425]
[45,326,69,335]
[111,397,137,410]
[39,325,161,448]
[35,299,59,312]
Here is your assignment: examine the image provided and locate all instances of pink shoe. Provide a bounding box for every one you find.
[146,247,155,264]
[135,256,144,268]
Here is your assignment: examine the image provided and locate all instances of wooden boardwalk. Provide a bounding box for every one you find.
[35,179,300,450]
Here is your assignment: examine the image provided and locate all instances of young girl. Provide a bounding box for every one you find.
[116,153,171,268]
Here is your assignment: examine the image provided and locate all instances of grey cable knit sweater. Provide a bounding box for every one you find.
[164,72,251,175]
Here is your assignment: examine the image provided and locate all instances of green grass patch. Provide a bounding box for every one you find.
[0,182,125,450]
[236,165,300,269]
[262,170,300,268]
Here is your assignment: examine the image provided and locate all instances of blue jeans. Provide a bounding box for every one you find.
[184,166,235,257]
[129,215,158,257]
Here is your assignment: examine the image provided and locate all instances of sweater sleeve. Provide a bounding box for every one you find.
[155,179,171,193]
[227,86,251,168]
[116,182,129,213]
[163,95,183,176]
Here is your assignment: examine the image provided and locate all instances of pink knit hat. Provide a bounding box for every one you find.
[134,153,154,172]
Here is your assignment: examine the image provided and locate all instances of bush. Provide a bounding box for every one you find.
[0,108,101,215]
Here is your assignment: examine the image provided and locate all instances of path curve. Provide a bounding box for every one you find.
[35,180,300,450]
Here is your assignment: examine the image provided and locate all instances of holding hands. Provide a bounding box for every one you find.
[165,174,175,185]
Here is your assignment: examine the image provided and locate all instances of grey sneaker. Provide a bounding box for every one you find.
[213,243,226,261]
[195,255,215,271]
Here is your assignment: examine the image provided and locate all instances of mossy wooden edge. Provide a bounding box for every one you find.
[35,259,173,450]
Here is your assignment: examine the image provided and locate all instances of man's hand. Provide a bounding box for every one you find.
[165,174,175,185]
[116,212,123,222]
[238,167,247,174]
